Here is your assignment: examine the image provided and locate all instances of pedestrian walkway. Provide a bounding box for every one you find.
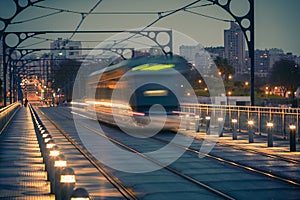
[182,126,300,161]
[0,107,52,199]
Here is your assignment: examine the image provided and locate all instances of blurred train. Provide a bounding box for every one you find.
[85,54,194,131]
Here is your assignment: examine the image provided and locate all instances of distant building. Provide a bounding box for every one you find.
[295,56,300,65]
[254,49,270,77]
[179,45,214,75]
[224,22,246,74]
[195,50,214,75]
[50,38,82,59]
[205,46,225,60]
[179,45,203,63]
[268,48,284,69]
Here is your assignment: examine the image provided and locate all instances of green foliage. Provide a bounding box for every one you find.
[53,59,82,100]
[194,89,210,97]
[214,56,235,81]
[269,59,300,98]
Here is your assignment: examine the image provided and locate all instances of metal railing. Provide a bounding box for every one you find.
[0,102,20,133]
[182,104,300,140]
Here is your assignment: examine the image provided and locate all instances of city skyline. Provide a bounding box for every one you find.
[0,0,299,56]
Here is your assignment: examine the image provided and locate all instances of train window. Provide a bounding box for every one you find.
[132,64,175,71]
[143,90,168,96]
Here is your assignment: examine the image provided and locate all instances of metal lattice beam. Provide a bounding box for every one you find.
[206,0,255,105]
[0,0,254,105]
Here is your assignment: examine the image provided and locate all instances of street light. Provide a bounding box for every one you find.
[267,122,274,147]
[59,167,76,200]
[289,124,297,152]
[232,119,238,140]
[205,116,211,135]
[247,120,254,143]
[70,188,90,200]
[217,117,224,137]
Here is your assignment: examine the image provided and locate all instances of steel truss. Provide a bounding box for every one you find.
[0,0,254,106]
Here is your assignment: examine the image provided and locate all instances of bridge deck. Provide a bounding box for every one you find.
[0,107,52,199]
[0,106,299,199]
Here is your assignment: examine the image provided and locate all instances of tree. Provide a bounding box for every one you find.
[214,56,235,81]
[53,59,82,101]
[269,59,300,99]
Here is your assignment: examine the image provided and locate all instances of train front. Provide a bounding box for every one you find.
[111,55,195,132]
[86,55,197,133]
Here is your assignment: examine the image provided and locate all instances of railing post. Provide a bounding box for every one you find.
[237,107,241,132]
[297,111,300,141]
[282,109,286,139]
[258,108,261,135]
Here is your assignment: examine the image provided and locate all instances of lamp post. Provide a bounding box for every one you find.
[54,154,67,196]
[247,120,254,143]
[48,146,60,193]
[267,122,274,147]
[185,114,190,130]
[70,188,90,200]
[232,119,238,140]
[289,124,297,152]
[58,167,76,200]
[195,115,200,132]
[205,116,211,135]
[217,117,224,137]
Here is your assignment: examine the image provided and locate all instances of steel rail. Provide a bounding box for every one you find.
[35,107,138,200]
[53,108,237,200]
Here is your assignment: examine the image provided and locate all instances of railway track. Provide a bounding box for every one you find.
[36,106,300,199]
[31,106,138,200]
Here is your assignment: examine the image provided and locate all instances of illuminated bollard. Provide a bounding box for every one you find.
[44,139,55,159]
[185,114,190,130]
[231,119,238,140]
[267,122,274,147]
[205,116,211,135]
[41,134,52,160]
[48,146,60,193]
[217,117,224,137]
[37,129,48,146]
[58,167,76,200]
[54,155,67,196]
[70,188,90,200]
[47,146,60,193]
[195,115,200,132]
[247,120,254,143]
[289,124,297,152]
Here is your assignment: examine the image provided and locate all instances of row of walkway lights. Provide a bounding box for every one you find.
[189,113,297,152]
[28,104,90,200]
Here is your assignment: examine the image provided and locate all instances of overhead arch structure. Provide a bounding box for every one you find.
[1,0,45,105]
[1,0,254,106]
[206,0,254,105]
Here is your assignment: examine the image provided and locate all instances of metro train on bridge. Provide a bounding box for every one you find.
[85,54,197,131]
